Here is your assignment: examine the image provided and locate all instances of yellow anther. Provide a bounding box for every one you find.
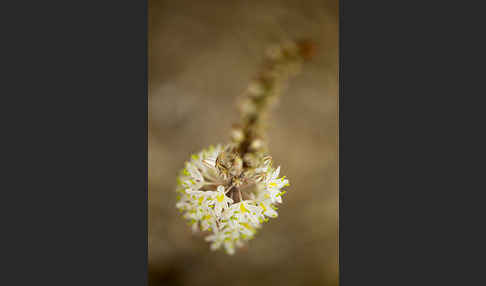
[240,222,252,230]
[240,203,248,213]
[260,203,267,212]
[217,193,224,202]
[202,214,211,220]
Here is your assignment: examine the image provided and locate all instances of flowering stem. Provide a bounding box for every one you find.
[176,40,310,255]
[216,39,315,200]
[238,189,243,202]
[233,39,316,163]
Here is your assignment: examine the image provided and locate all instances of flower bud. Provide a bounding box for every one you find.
[266,45,283,60]
[231,128,244,142]
[229,156,243,177]
[250,138,264,151]
[247,81,265,97]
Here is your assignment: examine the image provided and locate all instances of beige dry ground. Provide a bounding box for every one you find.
[149,1,338,285]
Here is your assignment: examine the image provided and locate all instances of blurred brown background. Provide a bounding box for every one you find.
[149,0,338,285]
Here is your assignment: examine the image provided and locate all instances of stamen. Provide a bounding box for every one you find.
[225,185,235,194]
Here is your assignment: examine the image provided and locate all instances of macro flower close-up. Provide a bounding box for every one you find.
[172,39,311,255]
[149,1,338,285]
[175,144,289,254]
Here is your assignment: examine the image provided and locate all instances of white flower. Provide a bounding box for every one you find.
[205,229,226,251]
[176,144,289,255]
[258,200,278,218]
[233,201,262,227]
[261,166,289,204]
[207,185,233,216]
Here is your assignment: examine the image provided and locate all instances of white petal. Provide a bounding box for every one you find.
[273,166,281,178]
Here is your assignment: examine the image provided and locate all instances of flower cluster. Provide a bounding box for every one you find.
[176,145,289,255]
[175,39,312,255]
